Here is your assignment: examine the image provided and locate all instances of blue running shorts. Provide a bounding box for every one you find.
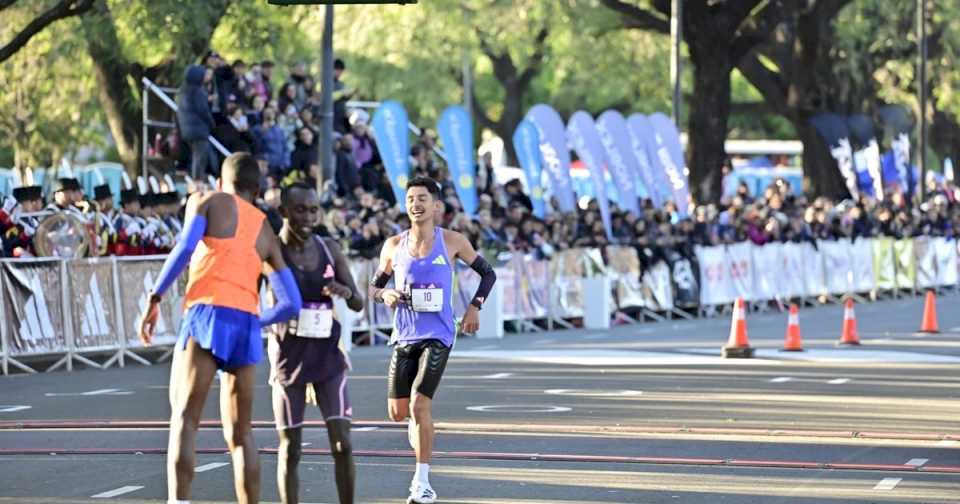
[177,304,263,370]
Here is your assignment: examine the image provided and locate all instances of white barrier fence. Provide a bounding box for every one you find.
[3,237,957,374]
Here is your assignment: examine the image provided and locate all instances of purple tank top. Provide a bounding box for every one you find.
[269,236,350,386]
[392,227,456,347]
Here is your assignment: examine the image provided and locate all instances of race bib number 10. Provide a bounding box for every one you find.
[410,286,443,313]
[295,302,333,339]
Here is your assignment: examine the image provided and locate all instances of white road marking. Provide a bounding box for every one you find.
[455,349,782,367]
[195,462,229,473]
[472,345,497,350]
[301,442,312,447]
[873,478,902,491]
[0,405,31,412]
[936,440,958,447]
[467,404,571,413]
[584,334,607,340]
[91,486,143,498]
[827,378,850,384]
[533,339,555,345]
[352,427,379,432]
[905,458,928,467]
[544,389,642,397]
[769,377,793,383]
[482,373,513,379]
[45,389,133,397]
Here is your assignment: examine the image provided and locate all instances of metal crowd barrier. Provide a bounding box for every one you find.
[2,238,957,374]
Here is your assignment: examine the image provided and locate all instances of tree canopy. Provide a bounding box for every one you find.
[0,0,957,203]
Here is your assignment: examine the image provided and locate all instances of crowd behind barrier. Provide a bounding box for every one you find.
[3,236,957,375]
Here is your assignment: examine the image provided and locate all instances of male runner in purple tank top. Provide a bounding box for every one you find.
[270,183,363,504]
[369,177,497,504]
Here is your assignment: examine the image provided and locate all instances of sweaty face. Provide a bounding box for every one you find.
[284,188,321,236]
[406,186,438,224]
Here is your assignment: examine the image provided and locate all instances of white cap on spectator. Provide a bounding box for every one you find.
[349,109,369,127]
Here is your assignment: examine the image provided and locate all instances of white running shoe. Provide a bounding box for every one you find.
[407,481,437,504]
[407,417,417,450]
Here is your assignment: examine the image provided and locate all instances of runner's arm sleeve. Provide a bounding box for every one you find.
[259,267,302,327]
[469,256,497,310]
[149,214,207,299]
[369,269,392,303]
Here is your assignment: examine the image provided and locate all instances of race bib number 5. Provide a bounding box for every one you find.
[410,286,443,313]
[295,302,333,338]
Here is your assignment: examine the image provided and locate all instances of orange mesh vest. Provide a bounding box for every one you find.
[184,194,265,314]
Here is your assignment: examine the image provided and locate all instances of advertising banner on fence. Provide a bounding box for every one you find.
[437,105,478,216]
[696,245,730,306]
[668,252,699,308]
[116,258,181,347]
[527,104,576,212]
[567,111,613,240]
[648,112,691,216]
[596,110,641,215]
[371,100,411,211]
[751,243,782,301]
[821,240,853,295]
[66,259,119,350]
[726,242,754,301]
[780,243,807,298]
[803,242,827,297]
[2,260,66,355]
[643,260,674,311]
[512,119,547,218]
[894,239,916,289]
[873,238,896,290]
[551,249,586,318]
[607,246,644,309]
[851,238,876,293]
[625,114,664,208]
[914,237,937,289]
[934,237,958,286]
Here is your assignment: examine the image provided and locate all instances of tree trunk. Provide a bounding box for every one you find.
[686,43,733,204]
[80,0,141,174]
[797,121,847,199]
[497,82,525,167]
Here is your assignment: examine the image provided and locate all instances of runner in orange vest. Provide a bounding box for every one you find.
[138,152,302,504]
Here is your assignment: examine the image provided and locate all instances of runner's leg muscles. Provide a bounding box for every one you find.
[277,427,301,504]
[220,365,260,504]
[326,418,355,504]
[167,337,217,501]
[409,393,433,463]
[388,397,409,422]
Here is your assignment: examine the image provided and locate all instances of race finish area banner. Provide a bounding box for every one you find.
[2,259,67,356]
[567,111,613,240]
[116,257,183,348]
[437,105,478,216]
[527,104,576,213]
[371,100,412,211]
[512,120,547,218]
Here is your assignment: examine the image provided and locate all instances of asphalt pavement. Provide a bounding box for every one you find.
[1,293,958,503]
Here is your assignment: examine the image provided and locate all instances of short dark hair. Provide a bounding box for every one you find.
[261,60,274,68]
[233,59,246,68]
[406,176,441,199]
[221,152,261,195]
[280,182,316,208]
[334,58,345,70]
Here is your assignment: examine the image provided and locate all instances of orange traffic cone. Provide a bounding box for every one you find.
[920,290,939,333]
[837,298,861,346]
[782,304,804,351]
[722,298,755,358]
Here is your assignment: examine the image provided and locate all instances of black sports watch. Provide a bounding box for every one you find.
[470,299,483,310]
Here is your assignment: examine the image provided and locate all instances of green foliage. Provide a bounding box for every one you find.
[0,5,104,169]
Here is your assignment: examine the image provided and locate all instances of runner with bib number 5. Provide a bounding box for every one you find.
[269,182,363,504]
[369,177,497,504]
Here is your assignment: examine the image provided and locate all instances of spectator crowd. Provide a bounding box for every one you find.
[6,49,960,271]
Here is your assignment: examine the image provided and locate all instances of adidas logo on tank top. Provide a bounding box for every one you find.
[432,255,447,266]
